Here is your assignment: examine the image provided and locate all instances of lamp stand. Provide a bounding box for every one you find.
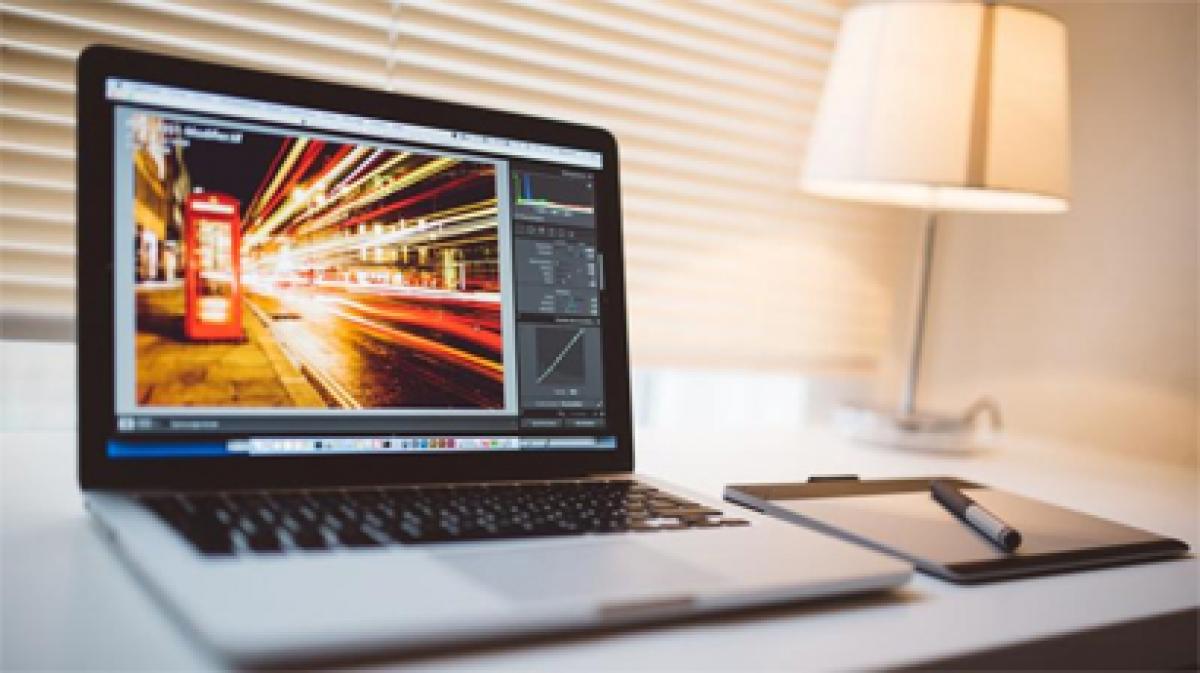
[834,212,1002,451]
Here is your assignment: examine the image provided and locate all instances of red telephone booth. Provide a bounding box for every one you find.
[183,193,244,341]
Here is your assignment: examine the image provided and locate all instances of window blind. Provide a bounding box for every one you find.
[0,0,908,372]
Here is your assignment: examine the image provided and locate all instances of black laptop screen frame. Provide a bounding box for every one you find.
[78,45,634,490]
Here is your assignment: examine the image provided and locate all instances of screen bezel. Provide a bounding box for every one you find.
[78,45,634,491]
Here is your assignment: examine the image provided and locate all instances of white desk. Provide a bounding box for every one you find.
[4,432,1197,671]
[2,345,1198,670]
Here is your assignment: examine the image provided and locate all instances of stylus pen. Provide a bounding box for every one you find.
[930,480,1023,552]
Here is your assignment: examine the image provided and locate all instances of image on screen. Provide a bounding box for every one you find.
[126,112,505,411]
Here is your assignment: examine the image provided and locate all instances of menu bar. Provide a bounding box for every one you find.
[106,78,604,169]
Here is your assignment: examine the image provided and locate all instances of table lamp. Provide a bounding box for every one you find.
[802,1,1070,449]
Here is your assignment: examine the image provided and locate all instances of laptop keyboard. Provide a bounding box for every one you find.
[139,479,749,556]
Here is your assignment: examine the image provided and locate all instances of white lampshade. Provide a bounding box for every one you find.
[803,1,1070,213]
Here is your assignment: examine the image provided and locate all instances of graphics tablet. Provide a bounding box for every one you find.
[726,478,1189,583]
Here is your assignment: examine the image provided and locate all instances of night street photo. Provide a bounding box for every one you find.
[129,113,505,410]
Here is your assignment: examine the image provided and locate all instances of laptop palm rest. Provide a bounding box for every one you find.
[439,541,719,602]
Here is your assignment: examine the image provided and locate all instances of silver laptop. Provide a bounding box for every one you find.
[76,45,911,668]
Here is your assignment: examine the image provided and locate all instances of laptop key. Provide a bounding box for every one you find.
[195,535,236,555]
[247,529,283,553]
[290,529,328,550]
[337,526,380,548]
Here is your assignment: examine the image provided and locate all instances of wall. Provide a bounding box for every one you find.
[912,0,1198,465]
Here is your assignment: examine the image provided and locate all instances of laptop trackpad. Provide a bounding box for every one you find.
[439,541,720,602]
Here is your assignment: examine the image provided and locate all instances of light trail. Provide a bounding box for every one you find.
[291,156,462,238]
[321,149,405,208]
[245,138,291,220]
[242,208,497,274]
[245,138,308,224]
[285,153,424,237]
[245,143,367,248]
[283,145,391,232]
[324,295,502,353]
[318,281,501,304]
[256,140,325,220]
[326,306,504,382]
[322,169,485,235]
[328,148,383,194]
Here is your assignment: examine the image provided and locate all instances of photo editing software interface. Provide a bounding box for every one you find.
[105,78,615,458]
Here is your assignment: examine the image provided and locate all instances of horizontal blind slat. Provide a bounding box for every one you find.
[0,182,74,216]
[0,216,75,249]
[0,106,74,129]
[0,207,74,226]
[0,249,75,280]
[0,281,75,318]
[0,84,74,120]
[0,114,72,153]
[0,138,74,162]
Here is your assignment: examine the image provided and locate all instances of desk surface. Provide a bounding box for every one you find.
[2,350,1198,671]
[4,429,1197,671]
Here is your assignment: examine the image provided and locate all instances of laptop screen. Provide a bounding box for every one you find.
[104,78,615,459]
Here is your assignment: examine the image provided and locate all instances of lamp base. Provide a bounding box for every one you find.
[833,402,1001,452]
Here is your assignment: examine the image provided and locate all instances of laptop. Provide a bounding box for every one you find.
[77,45,911,668]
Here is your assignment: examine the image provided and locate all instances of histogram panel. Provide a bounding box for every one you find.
[512,168,595,227]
